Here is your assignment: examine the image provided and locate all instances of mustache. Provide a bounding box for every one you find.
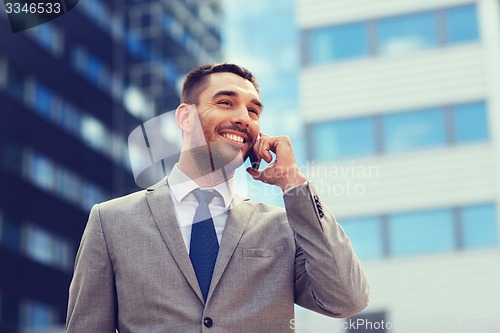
[216,125,254,143]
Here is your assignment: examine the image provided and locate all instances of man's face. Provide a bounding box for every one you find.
[191,72,263,166]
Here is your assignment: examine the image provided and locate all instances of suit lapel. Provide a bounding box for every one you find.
[145,178,205,303]
[207,197,252,301]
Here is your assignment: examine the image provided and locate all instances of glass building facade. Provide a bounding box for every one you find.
[0,1,221,331]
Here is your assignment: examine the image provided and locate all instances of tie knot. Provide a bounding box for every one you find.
[193,189,217,205]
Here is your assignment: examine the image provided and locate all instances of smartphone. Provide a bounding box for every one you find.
[249,150,260,171]
[248,133,261,170]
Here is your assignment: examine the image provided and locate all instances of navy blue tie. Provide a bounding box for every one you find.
[189,189,219,302]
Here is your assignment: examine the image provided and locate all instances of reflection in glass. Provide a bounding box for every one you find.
[389,209,455,255]
[453,102,488,143]
[383,108,446,153]
[461,204,497,248]
[33,82,55,119]
[308,23,369,64]
[25,225,53,265]
[445,5,479,44]
[22,300,58,328]
[377,11,438,55]
[311,117,375,161]
[341,216,383,260]
[29,152,55,191]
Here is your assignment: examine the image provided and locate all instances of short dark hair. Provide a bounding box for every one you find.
[180,63,259,105]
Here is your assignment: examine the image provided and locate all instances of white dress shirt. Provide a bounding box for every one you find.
[168,164,236,254]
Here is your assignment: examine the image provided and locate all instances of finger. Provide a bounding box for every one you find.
[258,137,274,163]
[246,167,263,181]
[250,138,263,170]
[251,135,269,164]
[247,166,273,183]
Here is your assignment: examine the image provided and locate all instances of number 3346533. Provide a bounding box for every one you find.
[5,2,62,14]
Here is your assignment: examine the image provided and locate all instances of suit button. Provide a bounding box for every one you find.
[203,317,213,328]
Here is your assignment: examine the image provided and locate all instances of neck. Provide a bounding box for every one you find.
[177,153,235,188]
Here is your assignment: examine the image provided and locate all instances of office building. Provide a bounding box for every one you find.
[0,1,221,332]
[296,0,500,332]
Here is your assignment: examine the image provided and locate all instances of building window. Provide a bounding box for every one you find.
[59,101,82,136]
[82,183,106,211]
[460,203,497,249]
[21,300,59,329]
[2,63,129,170]
[32,81,56,119]
[308,101,488,162]
[24,225,54,266]
[338,203,497,259]
[307,23,369,65]
[4,143,109,211]
[26,22,63,56]
[444,5,479,44]
[382,108,446,153]
[81,114,108,152]
[1,141,24,175]
[388,209,455,256]
[377,11,438,55]
[54,168,83,206]
[27,152,55,192]
[52,237,74,271]
[6,66,26,101]
[341,216,384,260]
[70,46,112,94]
[1,215,22,251]
[24,224,74,271]
[0,210,74,271]
[453,102,489,143]
[303,4,479,65]
[310,117,375,161]
[79,0,116,37]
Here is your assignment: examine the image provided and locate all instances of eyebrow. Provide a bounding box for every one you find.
[212,90,264,110]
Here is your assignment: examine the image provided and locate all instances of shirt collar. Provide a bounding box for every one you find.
[168,164,235,210]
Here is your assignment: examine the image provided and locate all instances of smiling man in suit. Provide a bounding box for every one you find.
[66,63,370,333]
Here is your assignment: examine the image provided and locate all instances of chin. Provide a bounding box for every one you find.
[209,141,245,171]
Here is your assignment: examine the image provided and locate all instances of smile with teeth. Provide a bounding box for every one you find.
[221,133,245,143]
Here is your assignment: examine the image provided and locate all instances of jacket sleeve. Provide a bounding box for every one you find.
[283,182,370,318]
[66,204,118,332]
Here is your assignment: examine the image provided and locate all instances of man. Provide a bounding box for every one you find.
[66,63,369,332]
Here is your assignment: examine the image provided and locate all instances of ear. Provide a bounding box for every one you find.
[175,103,192,133]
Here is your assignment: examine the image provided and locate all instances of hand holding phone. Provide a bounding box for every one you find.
[246,133,307,191]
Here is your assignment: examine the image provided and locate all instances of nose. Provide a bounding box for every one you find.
[230,106,251,127]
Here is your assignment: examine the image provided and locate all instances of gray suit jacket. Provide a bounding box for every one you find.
[66,179,369,333]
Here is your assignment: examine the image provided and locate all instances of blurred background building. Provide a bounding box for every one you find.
[296,0,500,332]
[2,0,500,332]
[222,0,304,206]
[0,1,220,332]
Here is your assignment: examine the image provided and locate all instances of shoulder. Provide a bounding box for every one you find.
[95,178,167,219]
[98,189,148,211]
[246,200,285,215]
[243,199,289,227]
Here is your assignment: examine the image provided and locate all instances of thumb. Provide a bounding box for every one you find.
[246,167,263,180]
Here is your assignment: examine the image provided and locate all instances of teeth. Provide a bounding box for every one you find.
[222,133,244,143]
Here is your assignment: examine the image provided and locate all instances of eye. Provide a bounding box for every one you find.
[217,100,233,106]
[248,108,260,117]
